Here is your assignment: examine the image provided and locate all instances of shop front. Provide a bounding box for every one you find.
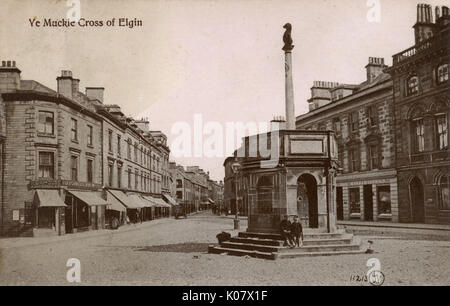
[105,190,127,228]
[33,189,67,236]
[63,190,108,233]
[163,193,178,216]
[107,190,145,223]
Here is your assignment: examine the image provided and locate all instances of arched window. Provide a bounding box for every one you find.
[437,64,449,85]
[435,114,448,150]
[439,175,450,210]
[406,75,419,96]
[412,118,425,152]
[409,107,425,153]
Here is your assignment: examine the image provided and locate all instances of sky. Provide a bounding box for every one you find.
[0,0,446,181]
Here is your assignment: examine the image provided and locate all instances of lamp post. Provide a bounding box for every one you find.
[231,160,242,230]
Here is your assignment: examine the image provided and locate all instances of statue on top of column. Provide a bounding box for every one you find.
[282,23,294,52]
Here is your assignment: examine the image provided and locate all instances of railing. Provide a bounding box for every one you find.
[393,28,449,65]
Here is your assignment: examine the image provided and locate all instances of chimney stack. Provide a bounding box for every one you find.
[414,4,436,44]
[135,118,150,132]
[270,116,286,131]
[307,81,338,111]
[85,87,104,103]
[72,78,80,96]
[56,70,74,99]
[365,57,387,83]
[0,60,21,93]
[436,6,450,28]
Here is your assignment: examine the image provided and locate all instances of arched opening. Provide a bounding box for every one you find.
[256,176,273,214]
[410,177,425,223]
[297,174,318,228]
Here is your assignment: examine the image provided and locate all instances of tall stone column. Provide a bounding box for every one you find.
[284,51,295,130]
[283,23,295,130]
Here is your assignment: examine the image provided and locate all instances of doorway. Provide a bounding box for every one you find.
[297,174,318,228]
[410,177,425,223]
[336,187,343,221]
[363,185,374,221]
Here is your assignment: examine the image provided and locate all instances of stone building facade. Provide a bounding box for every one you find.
[385,4,449,224]
[296,58,398,223]
[0,67,107,236]
[0,64,174,236]
[295,3,449,225]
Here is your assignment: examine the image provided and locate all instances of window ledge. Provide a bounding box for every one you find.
[37,133,56,138]
[377,213,392,219]
[87,144,94,149]
[71,139,79,144]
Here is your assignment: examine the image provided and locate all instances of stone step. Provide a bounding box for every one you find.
[302,235,354,246]
[220,241,282,253]
[239,231,347,241]
[277,249,367,259]
[238,232,283,241]
[279,243,362,253]
[208,245,276,260]
[229,235,353,247]
[229,237,284,246]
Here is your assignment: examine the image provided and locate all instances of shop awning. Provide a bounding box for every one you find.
[145,196,171,208]
[207,198,215,204]
[140,196,157,207]
[127,194,149,209]
[142,196,159,207]
[106,191,127,212]
[156,197,171,208]
[108,190,142,209]
[68,190,109,206]
[34,189,67,207]
[163,194,178,206]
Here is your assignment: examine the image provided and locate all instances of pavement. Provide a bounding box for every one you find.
[338,220,450,231]
[0,211,449,286]
[338,220,450,240]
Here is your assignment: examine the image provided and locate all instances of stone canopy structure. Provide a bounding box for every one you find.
[234,129,339,233]
[230,23,340,234]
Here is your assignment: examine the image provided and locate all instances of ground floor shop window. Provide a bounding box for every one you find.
[38,207,55,228]
[349,188,360,214]
[377,186,391,214]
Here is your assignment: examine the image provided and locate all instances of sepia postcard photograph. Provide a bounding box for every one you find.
[0,0,449,293]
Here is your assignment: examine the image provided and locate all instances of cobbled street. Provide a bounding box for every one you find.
[0,212,449,286]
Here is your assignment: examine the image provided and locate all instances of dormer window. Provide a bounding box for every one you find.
[406,75,419,96]
[437,64,449,85]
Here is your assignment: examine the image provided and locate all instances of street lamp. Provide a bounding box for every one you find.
[231,160,242,230]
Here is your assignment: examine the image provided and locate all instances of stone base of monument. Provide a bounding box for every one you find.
[208,229,368,260]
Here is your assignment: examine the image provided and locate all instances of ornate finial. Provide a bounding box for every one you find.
[282,23,294,52]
